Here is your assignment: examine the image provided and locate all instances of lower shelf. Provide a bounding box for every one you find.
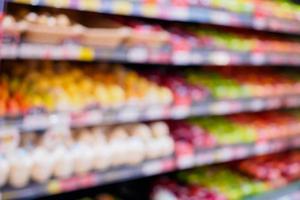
[245,180,300,200]
[2,136,300,200]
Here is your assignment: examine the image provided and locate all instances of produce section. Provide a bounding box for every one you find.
[3,11,300,65]
[7,0,300,34]
[151,151,300,200]
[2,0,300,200]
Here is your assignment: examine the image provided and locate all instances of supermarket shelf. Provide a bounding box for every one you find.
[245,180,300,200]
[2,43,300,66]
[3,136,300,200]
[7,0,300,35]
[2,95,300,132]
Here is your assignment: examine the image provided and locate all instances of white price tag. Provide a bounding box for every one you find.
[209,52,230,65]
[117,108,139,122]
[177,155,195,169]
[172,51,191,65]
[251,53,266,65]
[234,146,250,159]
[291,137,300,147]
[142,160,162,175]
[49,113,70,126]
[171,7,188,20]
[0,44,17,58]
[266,98,281,109]
[210,11,231,25]
[209,101,231,114]
[22,114,50,131]
[191,51,204,64]
[195,152,213,165]
[286,96,300,107]
[214,147,233,162]
[86,110,103,125]
[249,98,265,111]
[127,47,148,63]
[171,106,190,119]
[144,106,165,120]
[253,17,267,30]
[254,141,270,155]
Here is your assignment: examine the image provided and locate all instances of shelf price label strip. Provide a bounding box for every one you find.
[0,95,299,132]
[7,0,300,34]
[3,43,300,66]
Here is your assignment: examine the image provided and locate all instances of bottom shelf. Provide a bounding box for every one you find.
[2,136,300,200]
[246,180,300,200]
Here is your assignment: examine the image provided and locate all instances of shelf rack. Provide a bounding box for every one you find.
[2,43,300,66]
[2,135,300,200]
[2,95,300,132]
[7,0,300,35]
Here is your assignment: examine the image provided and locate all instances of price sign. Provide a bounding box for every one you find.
[142,160,163,175]
[13,0,33,3]
[195,151,213,165]
[71,110,102,127]
[60,177,80,192]
[177,154,195,169]
[209,51,230,65]
[127,46,148,63]
[171,105,190,119]
[254,141,270,155]
[170,6,188,20]
[210,11,231,25]
[209,101,231,115]
[214,147,233,162]
[249,98,265,111]
[141,4,159,17]
[117,107,139,122]
[172,50,191,65]
[23,114,50,131]
[47,180,61,194]
[77,174,97,188]
[233,146,250,159]
[46,0,70,8]
[251,52,266,65]
[144,105,165,120]
[79,47,94,61]
[161,158,176,172]
[253,17,267,30]
[79,0,100,11]
[113,1,133,15]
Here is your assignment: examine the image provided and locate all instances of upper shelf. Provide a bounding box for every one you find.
[7,0,300,35]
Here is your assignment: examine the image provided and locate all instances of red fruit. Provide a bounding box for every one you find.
[6,98,20,116]
[0,100,5,116]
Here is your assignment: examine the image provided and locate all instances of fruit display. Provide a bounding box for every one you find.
[142,71,209,106]
[199,0,300,20]
[2,12,169,48]
[3,11,300,55]
[3,62,300,118]
[0,63,173,116]
[185,68,300,99]
[152,151,300,200]
[169,110,300,152]
[151,178,227,200]
[8,0,300,22]
[3,1,300,200]
[177,167,269,200]
[0,121,174,188]
[238,152,300,183]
